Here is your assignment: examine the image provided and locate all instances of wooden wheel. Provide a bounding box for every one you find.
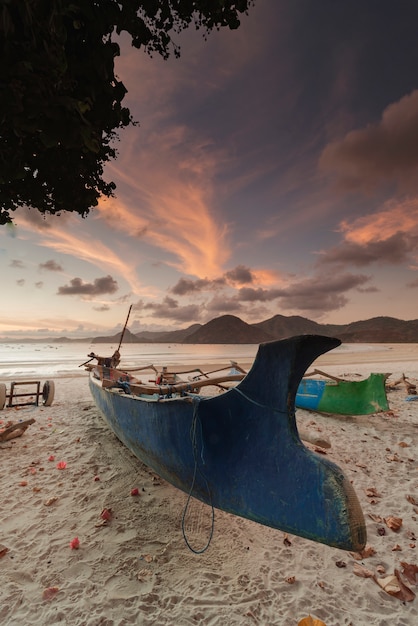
[0,383,6,410]
[42,380,55,406]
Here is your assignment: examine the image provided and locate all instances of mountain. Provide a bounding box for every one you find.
[135,324,202,343]
[336,317,418,343]
[183,315,274,344]
[253,314,332,339]
[91,328,140,344]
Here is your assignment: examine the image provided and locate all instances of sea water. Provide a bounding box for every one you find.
[0,341,391,381]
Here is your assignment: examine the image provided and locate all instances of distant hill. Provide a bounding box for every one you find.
[92,328,140,344]
[183,315,274,344]
[2,314,418,344]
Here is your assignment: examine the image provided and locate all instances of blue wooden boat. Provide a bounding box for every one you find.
[296,373,389,415]
[87,335,366,551]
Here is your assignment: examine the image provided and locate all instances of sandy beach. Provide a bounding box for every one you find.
[1,344,417,625]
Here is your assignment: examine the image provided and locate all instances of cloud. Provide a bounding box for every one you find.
[319,90,418,192]
[35,281,44,289]
[406,277,418,288]
[134,297,201,322]
[10,259,25,268]
[318,198,418,266]
[16,279,25,286]
[58,275,118,296]
[225,265,254,284]
[39,260,63,272]
[171,277,223,296]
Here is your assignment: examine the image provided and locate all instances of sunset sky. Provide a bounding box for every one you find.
[2,0,418,339]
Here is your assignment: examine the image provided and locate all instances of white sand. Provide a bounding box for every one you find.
[1,345,417,625]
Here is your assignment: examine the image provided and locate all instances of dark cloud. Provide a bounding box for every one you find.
[16,279,25,286]
[224,265,254,285]
[136,296,201,322]
[10,259,25,268]
[171,277,215,296]
[205,296,242,313]
[39,260,63,272]
[319,90,418,193]
[318,232,418,267]
[57,275,118,296]
[93,305,111,312]
[35,281,44,289]
[277,273,370,313]
[237,287,283,302]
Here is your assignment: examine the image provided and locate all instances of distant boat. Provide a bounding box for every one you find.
[86,335,366,552]
[296,371,389,415]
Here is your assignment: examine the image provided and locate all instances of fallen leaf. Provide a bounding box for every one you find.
[398,442,409,448]
[335,560,347,568]
[44,496,58,506]
[350,545,376,560]
[365,487,381,498]
[131,487,139,496]
[298,617,327,626]
[141,554,153,563]
[285,576,296,584]
[353,563,374,578]
[100,508,112,521]
[368,513,383,523]
[56,461,67,470]
[377,527,386,536]
[283,534,292,547]
[19,481,28,487]
[70,537,80,550]
[384,516,403,531]
[0,544,9,558]
[376,565,386,575]
[406,530,417,541]
[400,562,418,585]
[392,544,402,551]
[375,569,415,602]
[406,495,417,505]
[42,586,59,600]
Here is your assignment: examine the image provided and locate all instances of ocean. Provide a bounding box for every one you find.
[0,340,392,381]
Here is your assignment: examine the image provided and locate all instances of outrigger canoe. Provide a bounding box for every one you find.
[296,372,389,415]
[86,335,366,552]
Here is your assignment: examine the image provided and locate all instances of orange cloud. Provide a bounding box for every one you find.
[340,197,418,244]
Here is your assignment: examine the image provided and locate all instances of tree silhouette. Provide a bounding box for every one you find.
[0,0,253,225]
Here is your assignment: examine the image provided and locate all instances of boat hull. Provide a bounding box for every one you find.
[89,335,366,552]
[296,374,389,415]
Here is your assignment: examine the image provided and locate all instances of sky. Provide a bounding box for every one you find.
[2,0,418,339]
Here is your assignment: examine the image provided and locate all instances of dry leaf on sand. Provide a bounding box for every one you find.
[350,545,376,560]
[298,617,327,626]
[353,563,374,578]
[384,516,403,531]
[400,562,418,585]
[375,569,415,602]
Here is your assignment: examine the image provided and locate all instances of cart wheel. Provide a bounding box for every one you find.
[0,383,6,410]
[42,380,55,406]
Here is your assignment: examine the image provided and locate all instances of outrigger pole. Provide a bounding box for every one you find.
[117,304,133,352]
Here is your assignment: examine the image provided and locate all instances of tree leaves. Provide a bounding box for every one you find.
[0,1,254,224]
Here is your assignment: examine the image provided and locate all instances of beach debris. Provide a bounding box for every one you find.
[384,516,403,532]
[48,455,55,462]
[0,418,35,442]
[392,544,402,551]
[94,475,100,481]
[0,543,9,558]
[350,545,376,560]
[285,575,296,584]
[137,568,152,581]
[283,533,292,546]
[131,487,140,496]
[56,461,67,470]
[70,537,80,550]
[141,554,153,563]
[400,562,418,585]
[19,480,28,487]
[42,586,60,601]
[298,617,327,626]
[387,374,416,394]
[44,496,58,506]
[100,507,112,521]
[375,569,415,602]
[335,560,347,568]
[353,563,374,578]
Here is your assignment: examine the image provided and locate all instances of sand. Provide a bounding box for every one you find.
[1,345,417,626]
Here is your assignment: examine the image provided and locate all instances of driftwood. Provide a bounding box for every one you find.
[387,373,416,394]
[0,418,35,442]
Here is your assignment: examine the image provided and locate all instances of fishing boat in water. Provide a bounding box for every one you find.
[296,371,389,415]
[85,334,367,552]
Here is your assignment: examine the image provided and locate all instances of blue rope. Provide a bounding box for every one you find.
[232,386,289,416]
[181,396,215,554]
